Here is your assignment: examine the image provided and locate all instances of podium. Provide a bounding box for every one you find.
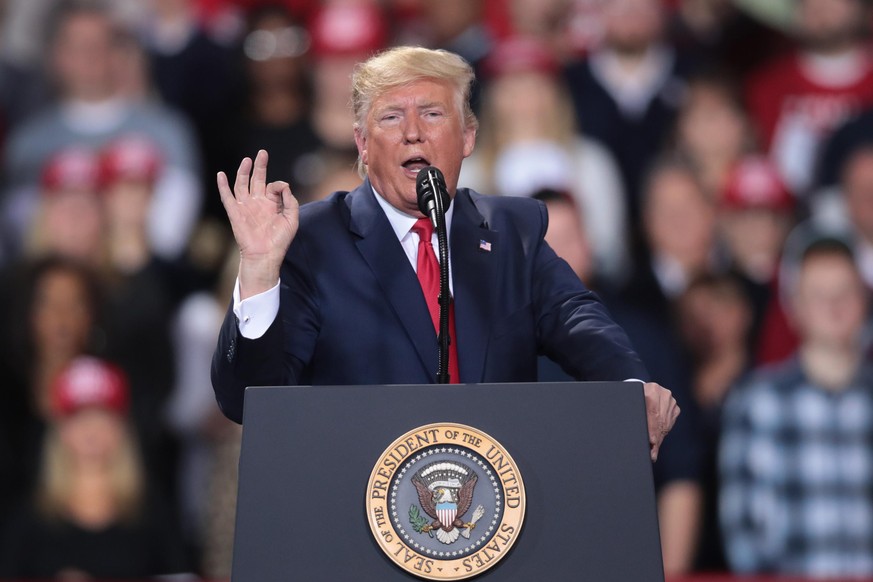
[231,382,665,581]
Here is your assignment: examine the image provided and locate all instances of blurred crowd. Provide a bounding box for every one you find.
[0,0,872,579]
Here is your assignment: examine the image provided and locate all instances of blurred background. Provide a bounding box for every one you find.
[1,0,873,579]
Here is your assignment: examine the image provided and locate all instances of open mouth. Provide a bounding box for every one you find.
[402,156,430,174]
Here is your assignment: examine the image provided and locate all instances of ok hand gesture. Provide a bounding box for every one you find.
[217,150,298,299]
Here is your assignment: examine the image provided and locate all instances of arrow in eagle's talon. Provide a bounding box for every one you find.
[460,505,485,539]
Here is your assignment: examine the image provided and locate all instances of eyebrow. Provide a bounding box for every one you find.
[417,101,446,110]
[374,101,448,115]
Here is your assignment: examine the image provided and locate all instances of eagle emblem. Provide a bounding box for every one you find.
[409,461,485,545]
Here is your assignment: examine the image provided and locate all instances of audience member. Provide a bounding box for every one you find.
[222,4,320,202]
[667,0,789,78]
[24,146,105,266]
[505,0,574,61]
[307,2,385,155]
[758,145,873,365]
[677,273,754,570]
[745,0,873,196]
[625,159,719,309]
[841,146,873,291]
[717,156,795,350]
[679,274,754,418]
[407,0,493,82]
[166,249,242,571]
[816,105,873,224]
[667,0,734,67]
[535,189,595,286]
[0,356,188,578]
[1,1,202,260]
[96,135,178,492]
[720,237,873,577]
[460,37,631,284]
[140,0,238,203]
[291,1,386,200]
[533,187,704,576]
[671,72,755,199]
[563,0,694,227]
[0,257,101,518]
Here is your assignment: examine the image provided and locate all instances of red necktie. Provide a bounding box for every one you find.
[411,218,460,383]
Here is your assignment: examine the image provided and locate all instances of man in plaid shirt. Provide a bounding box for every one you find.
[720,237,873,577]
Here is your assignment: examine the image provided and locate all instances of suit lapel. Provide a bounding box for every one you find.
[347,181,438,382]
[450,190,500,383]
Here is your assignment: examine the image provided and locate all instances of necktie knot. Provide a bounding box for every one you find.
[411,217,433,241]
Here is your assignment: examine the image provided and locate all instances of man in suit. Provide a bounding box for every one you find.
[212,46,679,460]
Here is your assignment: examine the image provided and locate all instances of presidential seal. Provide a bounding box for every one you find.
[366,423,525,580]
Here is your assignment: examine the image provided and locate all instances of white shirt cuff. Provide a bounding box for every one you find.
[232,278,280,339]
[624,378,645,383]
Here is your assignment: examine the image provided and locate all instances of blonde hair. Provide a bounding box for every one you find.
[37,422,145,523]
[351,46,478,176]
[476,76,577,193]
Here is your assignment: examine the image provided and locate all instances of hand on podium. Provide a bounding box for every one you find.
[644,382,679,461]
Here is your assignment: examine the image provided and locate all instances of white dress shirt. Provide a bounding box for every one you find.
[233,188,454,340]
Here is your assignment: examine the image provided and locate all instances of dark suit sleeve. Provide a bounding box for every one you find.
[530,203,650,382]
[210,235,320,424]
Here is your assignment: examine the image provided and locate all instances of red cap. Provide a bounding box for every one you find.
[482,37,559,79]
[99,135,162,187]
[721,156,794,212]
[309,3,386,58]
[52,357,130,418]
[41,147,101,194]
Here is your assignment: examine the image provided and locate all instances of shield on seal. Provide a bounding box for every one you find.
[436,502,457,529]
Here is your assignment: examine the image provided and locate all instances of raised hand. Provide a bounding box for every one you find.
[217,149,299,299]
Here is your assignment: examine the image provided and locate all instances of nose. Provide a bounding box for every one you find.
[402,115,424,143]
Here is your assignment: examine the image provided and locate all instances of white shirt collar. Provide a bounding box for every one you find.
[371,185,454,242]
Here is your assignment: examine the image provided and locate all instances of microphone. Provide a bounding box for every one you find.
[415,165,452,383]
[416,166,450,229]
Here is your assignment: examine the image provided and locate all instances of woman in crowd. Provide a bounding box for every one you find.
[1,256,101,497]
[0,356,188,579]
[460,36,631,286]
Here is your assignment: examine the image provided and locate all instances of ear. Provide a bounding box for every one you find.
[462,125,476,159]
[354,126,368,167]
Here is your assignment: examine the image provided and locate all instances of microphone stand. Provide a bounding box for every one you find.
[429,175,451,384]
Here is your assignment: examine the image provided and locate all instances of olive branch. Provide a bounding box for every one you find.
[409,505,434,538]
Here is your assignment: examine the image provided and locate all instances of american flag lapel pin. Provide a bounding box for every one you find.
[478,239,492,252]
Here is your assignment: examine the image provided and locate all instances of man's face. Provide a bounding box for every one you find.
[544,200,592,284]
[31,268,94,359]
[52,13,116,101]
[644,169,714,268]
[354,79,476,216]
[796,0,863,51]
[603,0,663,54]
[793,254,867,346]
[43,190,105,262]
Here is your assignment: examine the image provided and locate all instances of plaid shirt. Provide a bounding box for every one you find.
[720,357,873,577]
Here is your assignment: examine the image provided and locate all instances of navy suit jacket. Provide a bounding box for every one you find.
[212,180,648,423]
